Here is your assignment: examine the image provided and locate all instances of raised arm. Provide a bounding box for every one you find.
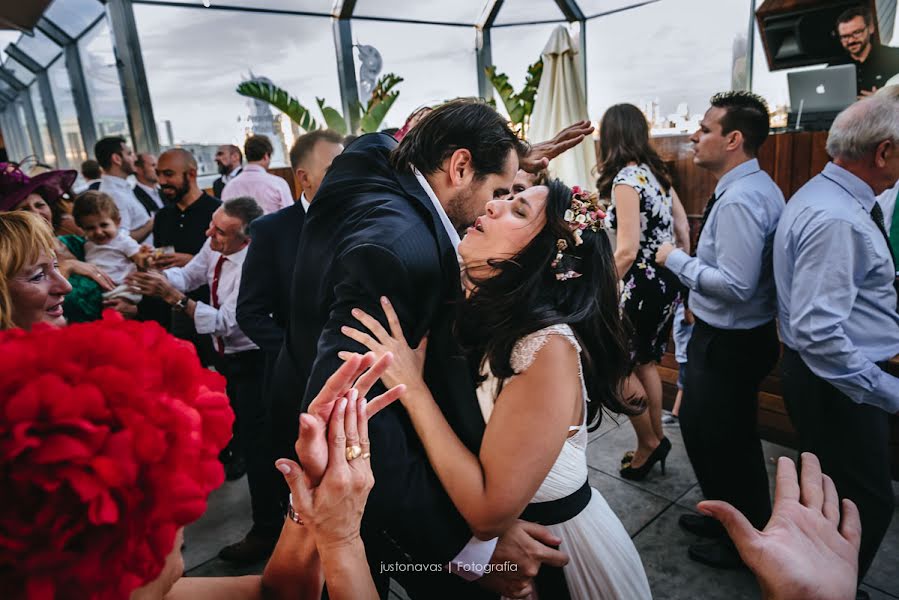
[344,301,581,539]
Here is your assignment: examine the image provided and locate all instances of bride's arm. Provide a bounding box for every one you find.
[343,299,581,540]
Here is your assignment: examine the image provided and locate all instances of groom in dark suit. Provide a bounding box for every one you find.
[270,99,592,598]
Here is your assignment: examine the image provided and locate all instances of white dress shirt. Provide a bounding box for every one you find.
[99,175,153,245]
[412,167,495,580]
[135,181,165,210]
[221,163,293,215]
[300,192,310,213]
[164,239,258,354]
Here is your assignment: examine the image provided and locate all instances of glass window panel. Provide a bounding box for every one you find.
[490,22,564,118]
[135,4,341,174]
[586,0,752,132]
[30,84,57,167]
[48,59,86,165]
[3,58,36,86]
[14,30,62,68]
[350,20,478,124]
[354,0,484,24]
[44,0,105,38]
[134,0,334,13]
[15,99,36,159]
[576,0,658,18]
[495,0,566,25]
[79,18,131,144]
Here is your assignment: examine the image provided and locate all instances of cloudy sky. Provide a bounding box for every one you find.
[7,0,897,152]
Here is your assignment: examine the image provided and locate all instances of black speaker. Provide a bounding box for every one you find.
[756,0,878,71]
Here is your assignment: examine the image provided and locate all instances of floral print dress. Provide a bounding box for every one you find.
[604,164,681,364]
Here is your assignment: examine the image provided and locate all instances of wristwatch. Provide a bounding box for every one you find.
[172,295,189,312]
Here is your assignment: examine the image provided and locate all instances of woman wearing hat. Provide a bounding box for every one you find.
[0,162,120,322]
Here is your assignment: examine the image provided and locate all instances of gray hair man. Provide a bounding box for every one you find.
[128,196,285,562]
[774,94,899,588]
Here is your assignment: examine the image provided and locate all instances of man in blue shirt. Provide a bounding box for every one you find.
[774,94,899,583]
[656,91,784,569]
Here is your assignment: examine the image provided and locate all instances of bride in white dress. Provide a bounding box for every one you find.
[343,180,652,599]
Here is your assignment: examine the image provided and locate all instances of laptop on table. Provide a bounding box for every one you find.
[787,64,857,130]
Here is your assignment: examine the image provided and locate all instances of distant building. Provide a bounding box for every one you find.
[243,75,289,168]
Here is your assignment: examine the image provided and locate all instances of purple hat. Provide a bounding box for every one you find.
[0,162,78,212]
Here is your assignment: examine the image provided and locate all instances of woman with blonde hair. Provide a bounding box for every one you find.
[0,210,71,330]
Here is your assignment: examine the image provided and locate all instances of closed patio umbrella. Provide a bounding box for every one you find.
[529,25,597,191]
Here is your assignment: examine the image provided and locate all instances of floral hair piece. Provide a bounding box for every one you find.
[552,186,606,281]
[0,312,233,599]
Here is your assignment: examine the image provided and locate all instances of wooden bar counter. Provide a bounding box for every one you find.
[650,130,899,479]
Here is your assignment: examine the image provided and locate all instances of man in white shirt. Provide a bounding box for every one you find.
[128,196,283,563]
[221,135,293,214]
[95,136,154,244]
[133,152,165,214]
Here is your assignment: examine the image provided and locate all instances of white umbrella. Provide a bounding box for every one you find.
[528,26,597,191]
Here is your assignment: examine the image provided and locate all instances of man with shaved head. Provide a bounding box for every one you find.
[213,144,243,198]
[152,149,225,416]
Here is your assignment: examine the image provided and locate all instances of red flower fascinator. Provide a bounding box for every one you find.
[0,312,233,599]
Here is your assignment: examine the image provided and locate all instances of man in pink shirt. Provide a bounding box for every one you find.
[221,135,293,214]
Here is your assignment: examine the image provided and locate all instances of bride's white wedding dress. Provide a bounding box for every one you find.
[476,324,652,600]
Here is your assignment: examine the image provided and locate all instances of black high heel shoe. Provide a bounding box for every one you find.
[619,437,671,481]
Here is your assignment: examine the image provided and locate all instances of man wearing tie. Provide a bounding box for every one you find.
[774,94,899,590]
[127,196,283,563]
[656,91,785,569]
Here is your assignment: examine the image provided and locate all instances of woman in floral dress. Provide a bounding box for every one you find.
[597,103,690,480]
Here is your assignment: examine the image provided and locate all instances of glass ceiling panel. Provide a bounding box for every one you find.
[44,0,105,38]
[2,58,36,85]
[495,0,566,25]
[354,0,486,24]
[134,0,335,13]
[13,30,62,68]
[577,0,660,18]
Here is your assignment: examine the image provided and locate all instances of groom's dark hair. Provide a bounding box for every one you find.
[390,98,528,179]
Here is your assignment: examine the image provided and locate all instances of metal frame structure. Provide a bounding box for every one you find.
[0,0,761,163]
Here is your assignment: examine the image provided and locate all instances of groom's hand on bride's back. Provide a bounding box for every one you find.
[478,520,569,599]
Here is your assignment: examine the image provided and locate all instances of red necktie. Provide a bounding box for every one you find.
[211,254,227,355]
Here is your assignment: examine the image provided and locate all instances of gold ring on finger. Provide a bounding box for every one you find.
[346,444,362,461]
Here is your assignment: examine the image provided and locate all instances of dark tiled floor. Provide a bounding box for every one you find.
[184,418,899,599]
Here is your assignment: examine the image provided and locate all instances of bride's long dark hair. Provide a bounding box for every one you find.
[456,179,639,429]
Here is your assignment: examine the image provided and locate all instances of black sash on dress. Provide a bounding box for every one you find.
[519,481,592,600]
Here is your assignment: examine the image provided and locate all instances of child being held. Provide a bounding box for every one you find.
[73,191,151,303]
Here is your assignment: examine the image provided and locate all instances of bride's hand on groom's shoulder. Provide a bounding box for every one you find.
[340,296,428,397]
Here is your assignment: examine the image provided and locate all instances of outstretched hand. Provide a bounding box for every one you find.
[298,352,405,487]
[340,296,428,393]
[698,453,860,600]
[520,120,594,173]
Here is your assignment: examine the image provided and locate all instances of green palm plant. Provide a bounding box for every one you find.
[484,58,543,138]
[236,73,404,136]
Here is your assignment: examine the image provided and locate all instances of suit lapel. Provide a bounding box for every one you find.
[395,170,462,291]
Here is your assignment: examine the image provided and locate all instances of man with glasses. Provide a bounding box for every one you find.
[835,6,899,97]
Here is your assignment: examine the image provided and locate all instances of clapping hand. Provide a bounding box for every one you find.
[298,352,405,487]
[520,121,595,173]
[698,453,861,600]
[277,392,374,550]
